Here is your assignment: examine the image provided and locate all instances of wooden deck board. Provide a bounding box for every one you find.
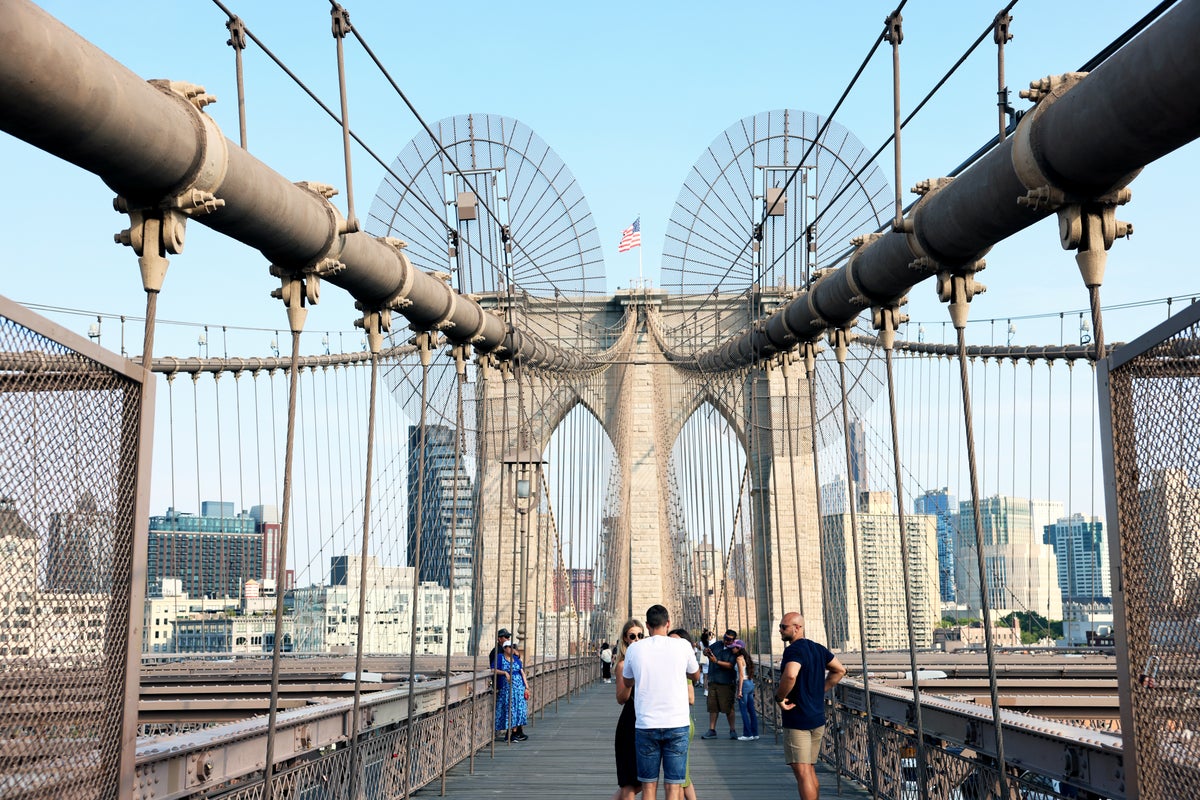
[418,681,870,799]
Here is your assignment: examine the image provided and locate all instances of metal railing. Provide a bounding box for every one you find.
[133,657,597,800]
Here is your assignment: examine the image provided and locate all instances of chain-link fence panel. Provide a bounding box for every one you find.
[0,298,148,799]
[1101,302,1200,800]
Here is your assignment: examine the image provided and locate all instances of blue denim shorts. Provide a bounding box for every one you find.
[635,725,691,784]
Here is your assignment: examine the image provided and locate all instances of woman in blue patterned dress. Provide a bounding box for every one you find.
[493,640,530,741]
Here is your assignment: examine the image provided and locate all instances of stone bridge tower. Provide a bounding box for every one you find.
[472,289,825,658]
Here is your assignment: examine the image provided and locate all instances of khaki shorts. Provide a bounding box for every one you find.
[706,682,734,715]
[783,726,825,765]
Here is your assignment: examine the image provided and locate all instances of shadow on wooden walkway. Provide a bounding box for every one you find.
[417,680,870,799]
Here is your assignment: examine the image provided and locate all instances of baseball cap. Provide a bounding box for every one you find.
[497,628,512,638]
[732,639,746,650]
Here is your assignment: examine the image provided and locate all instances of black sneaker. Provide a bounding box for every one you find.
[512,733,529,742]
[700,729,717,740]
[729,730,739,740]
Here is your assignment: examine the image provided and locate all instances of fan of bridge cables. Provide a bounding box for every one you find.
[661,109,892,449]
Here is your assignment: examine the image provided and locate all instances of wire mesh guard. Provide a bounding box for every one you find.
[0,306,143,797]
[1105,312,1200,800]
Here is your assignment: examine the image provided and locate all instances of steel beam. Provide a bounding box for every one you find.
[0,0,582,370]
[698,0,1200,370]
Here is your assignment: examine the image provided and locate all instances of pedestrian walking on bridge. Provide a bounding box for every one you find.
[775,613,846,800]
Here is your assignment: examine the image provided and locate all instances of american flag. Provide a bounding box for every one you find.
[618,218,641,253]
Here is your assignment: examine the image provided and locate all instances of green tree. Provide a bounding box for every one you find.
[1000,611,1062,644]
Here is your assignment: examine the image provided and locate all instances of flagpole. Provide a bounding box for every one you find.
[638,214,643,287]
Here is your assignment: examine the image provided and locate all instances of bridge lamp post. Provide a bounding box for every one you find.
[503,450,545,651]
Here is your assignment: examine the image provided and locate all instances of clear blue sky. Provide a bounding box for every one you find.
[3,0,1195,355]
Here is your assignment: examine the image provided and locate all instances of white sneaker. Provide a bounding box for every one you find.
[737,735,753,741]
[704,690,709,696]
[753,735,760,740]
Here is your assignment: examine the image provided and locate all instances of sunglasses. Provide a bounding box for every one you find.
[627,633,645,640]
[723,635,735,641]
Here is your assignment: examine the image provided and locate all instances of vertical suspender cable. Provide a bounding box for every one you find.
[886,10,904,229]
[802,343,839,789]
[714,405,733,634]
[531,378,546,718]
[347,348,380,800]
[720,400,739,638]
[402,333,432,800]
[877,311,929,799]
[214,373,231,599]
[700,407,715,633]
[690,403,705,626]
[563,399,575,699]
[224,16,248,149]
[468,359,487,776]
[552,389,565,712]
[687,410,706,629]
[781,356,806,618]
[1044,360,1055,634]
[948,288,1010,798]
[440,345,468,795]
[329,3,359,232]
[833,329,880,800]
[261,328,304,800]
[233,370,247,593]
[324,363,341,585]
[189,375,206,589]
[802,343,832,621]
[994,10,1014,142]
[592,406,602,645]
[1070,362,1080,642]
[761,364,788,640]
[165,373,178,652]
[694,402,709,632]
[491,363,510,758]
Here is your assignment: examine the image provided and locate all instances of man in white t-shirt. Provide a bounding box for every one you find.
[620,604,700,799]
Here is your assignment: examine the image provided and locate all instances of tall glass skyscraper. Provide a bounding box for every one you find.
[914,488,956,603]
[407,425,474,588]
[1043,514,1109,603]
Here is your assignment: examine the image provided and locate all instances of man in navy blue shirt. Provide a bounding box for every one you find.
[774,612,846,800]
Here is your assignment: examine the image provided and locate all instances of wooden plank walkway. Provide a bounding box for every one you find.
[417,680,870,799]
